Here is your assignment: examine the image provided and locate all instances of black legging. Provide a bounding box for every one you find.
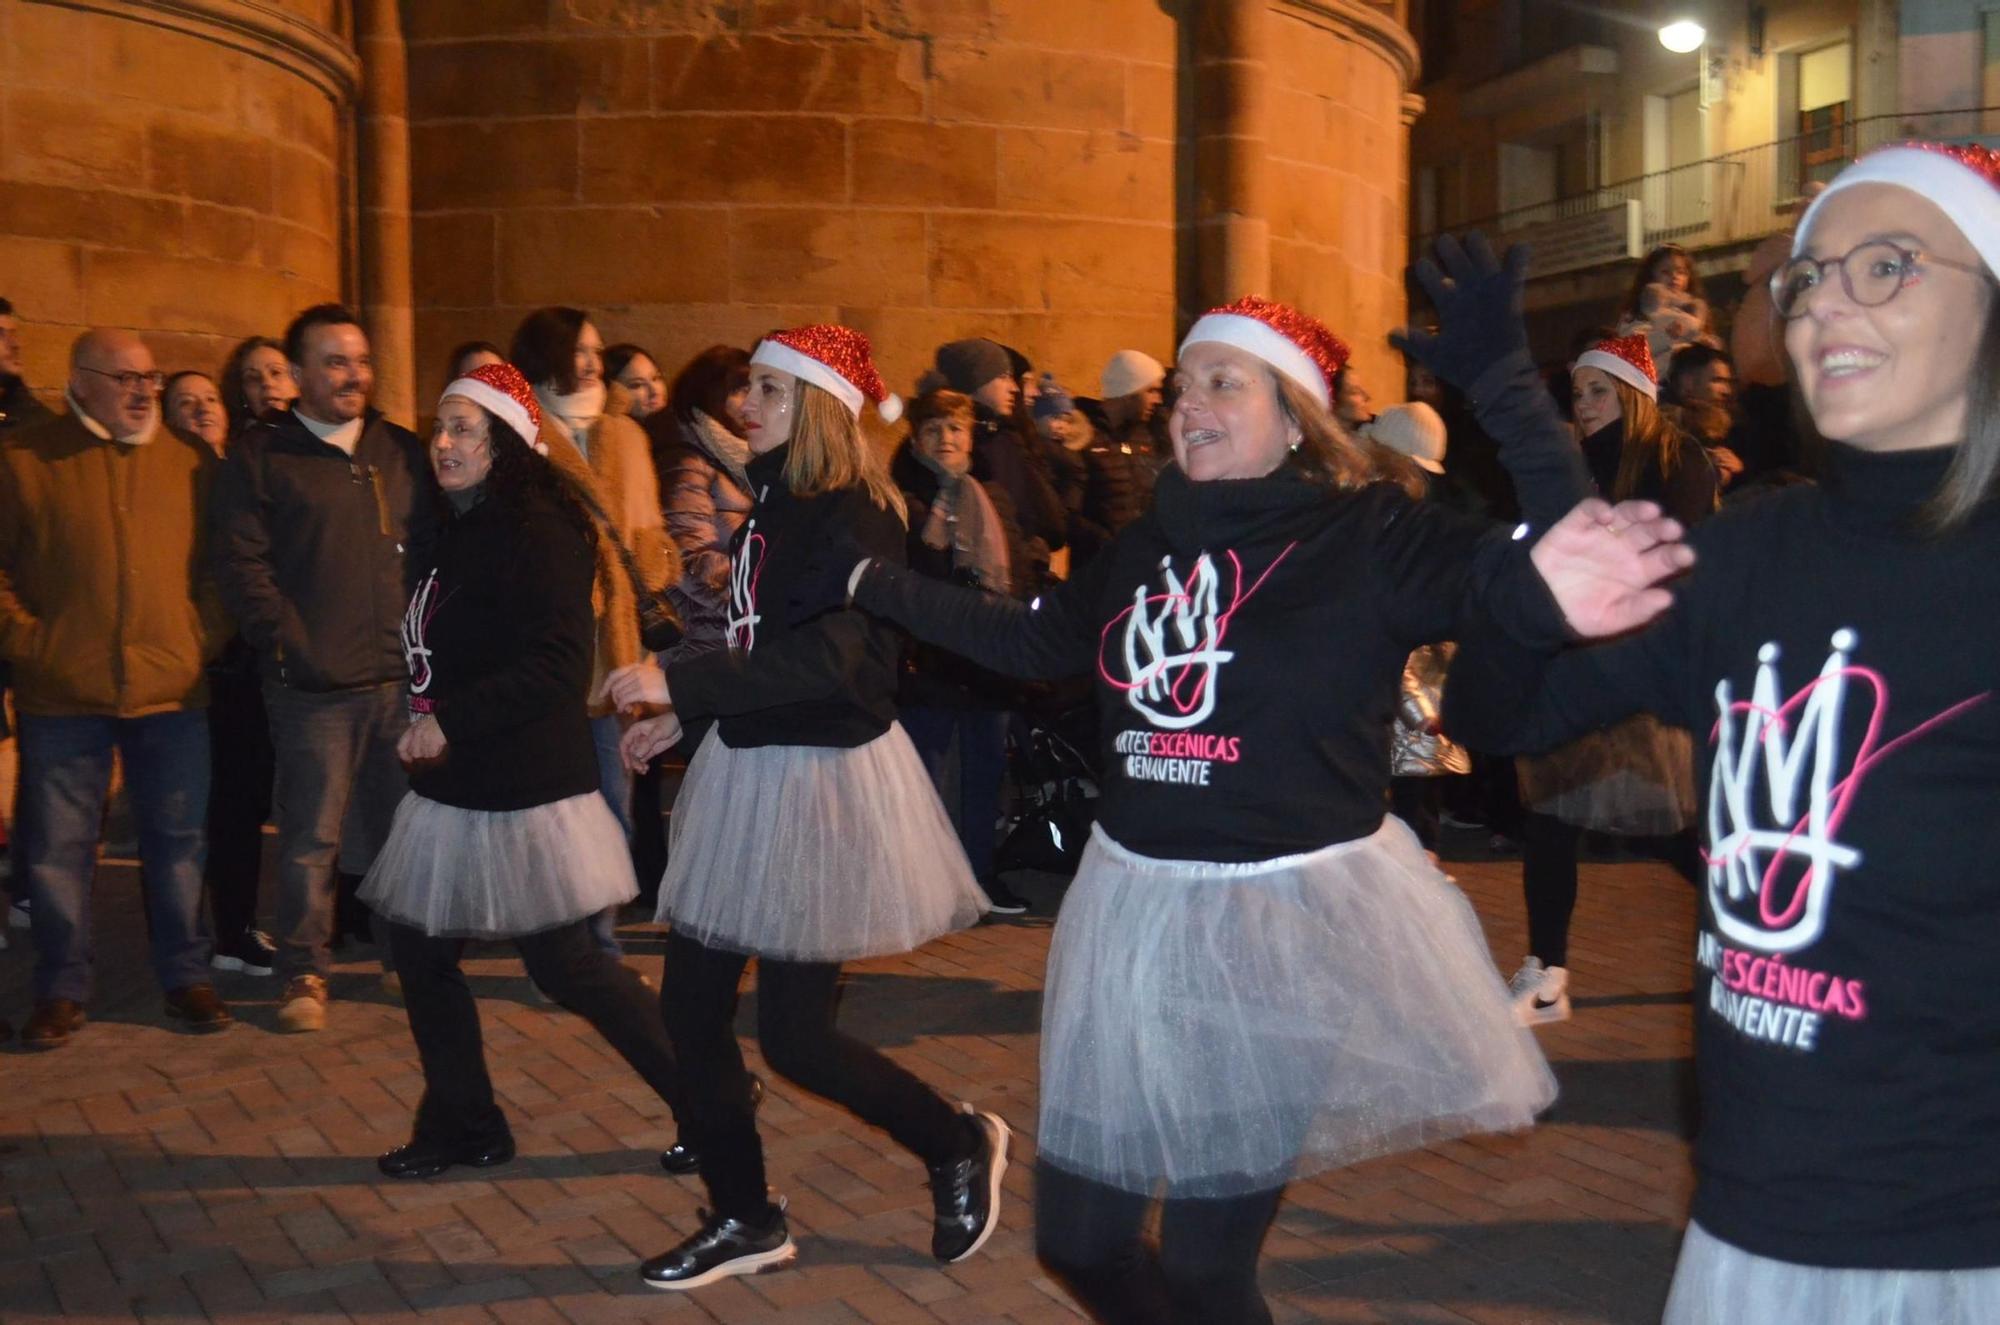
[205,658,273,941]
[386,918,681,1145]
[1036,1164,1283,1324]
[1520,811,1581,967]
[659,928,972,1220]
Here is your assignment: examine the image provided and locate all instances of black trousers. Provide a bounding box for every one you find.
[1390,776,1442,850]
[659,928,972,1220]
[1035,1164,1283,1325]
[204,662,274,940]
[386,918,680,1146]
[1520,811,1581,967]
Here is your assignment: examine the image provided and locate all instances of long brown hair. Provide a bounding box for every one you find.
[1273,375,1415,494]
[1922,308,2000,532]
[787,383,908,524]
[1609,379,1682,501]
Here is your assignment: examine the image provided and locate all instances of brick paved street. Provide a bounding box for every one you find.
[0,842,1699,1324]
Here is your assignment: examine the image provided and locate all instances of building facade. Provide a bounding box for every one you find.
[2,0,1423,427]
[1407,0,1990,357]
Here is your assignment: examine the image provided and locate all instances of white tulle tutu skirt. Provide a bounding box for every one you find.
[1517,713,1696,835]
[658,724,989,962]
[1665,1222,2000,1325]
[1037,818,1556,1198]
[359,791,638,939]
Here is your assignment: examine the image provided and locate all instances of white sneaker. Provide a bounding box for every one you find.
[1508,957,1572,1026]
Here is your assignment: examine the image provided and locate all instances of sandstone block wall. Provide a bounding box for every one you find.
[0,0,347,396]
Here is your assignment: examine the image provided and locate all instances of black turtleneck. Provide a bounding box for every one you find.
[854,463,1569,863]
[1446,441,2000,1270]
[666,444,909,749]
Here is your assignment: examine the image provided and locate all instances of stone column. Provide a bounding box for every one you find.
[1190,0,1272,309]
[353,0,416,426]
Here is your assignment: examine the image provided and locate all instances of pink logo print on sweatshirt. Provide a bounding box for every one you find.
[1705,629,1988,954]
[725,521,766,651]
[1098,544,1295,731]
[403,568,442,696]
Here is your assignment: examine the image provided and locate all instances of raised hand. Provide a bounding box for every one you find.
[1390,231,1532,391]
[620,713,684,774]
[1530,499,1695,639]
[600,661,670,713]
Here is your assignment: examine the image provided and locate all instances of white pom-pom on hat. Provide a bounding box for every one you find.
[878,393,904,424]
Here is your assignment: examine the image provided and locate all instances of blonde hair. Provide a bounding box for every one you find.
[786,383,908,524]
[1609,379,1683,501]
[1273,375,1414,494]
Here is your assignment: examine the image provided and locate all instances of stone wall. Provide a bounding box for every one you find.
[0,0,351,396]
[405,0,1188,410]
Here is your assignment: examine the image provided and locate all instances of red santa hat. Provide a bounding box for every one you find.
[1795,141,2000,276]
[1178,296,1351,408]
[440,361,546,453]
[750,325,904,424]
[1573,333,1658,401]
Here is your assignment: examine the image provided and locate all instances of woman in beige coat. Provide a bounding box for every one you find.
[511,306,680,956]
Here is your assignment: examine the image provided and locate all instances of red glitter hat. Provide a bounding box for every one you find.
[1796,140,2000,276]
[1573,333,1658,401]
[750,325,904,423]
[1178,296,1352,407]
[441,361,546,452]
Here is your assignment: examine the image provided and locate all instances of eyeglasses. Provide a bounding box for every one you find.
[1771,240,1990,319]
[79,366,166,393]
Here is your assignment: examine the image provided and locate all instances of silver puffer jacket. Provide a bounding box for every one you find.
[1392,642,1471,778]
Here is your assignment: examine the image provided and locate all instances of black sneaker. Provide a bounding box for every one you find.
[639,1205,796,1290]
[211,929,277,977]
[980,878,1029,916]
[928,1108,1009,1263]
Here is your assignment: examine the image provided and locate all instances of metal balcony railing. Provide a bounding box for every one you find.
[1417,107,2000,258]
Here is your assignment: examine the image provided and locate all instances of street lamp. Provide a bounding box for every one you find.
[1658,18,1706,52]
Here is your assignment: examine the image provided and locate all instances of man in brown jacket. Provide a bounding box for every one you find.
[0,329,232,1048]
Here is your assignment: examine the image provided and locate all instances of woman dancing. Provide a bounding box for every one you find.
[607,326,1004,1290]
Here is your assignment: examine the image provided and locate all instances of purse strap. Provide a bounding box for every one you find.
[552,465,660,606]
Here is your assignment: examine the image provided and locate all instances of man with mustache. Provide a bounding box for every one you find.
[210,305,438,1034]
[1,329,230,1048]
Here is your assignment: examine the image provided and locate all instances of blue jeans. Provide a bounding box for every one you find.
[901,706,1008,882]
[588,713,631,957]
[18,709,212,1002]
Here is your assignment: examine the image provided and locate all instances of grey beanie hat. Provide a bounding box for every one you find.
[934,338,1013,395]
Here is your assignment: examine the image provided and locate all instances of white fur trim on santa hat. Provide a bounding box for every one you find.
[1178,314,1330,406]
[441,377,544,452]
[1573,349,1658,401]
[1796,146,2000,276]
[752,339,864,415]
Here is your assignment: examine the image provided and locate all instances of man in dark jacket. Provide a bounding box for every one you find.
[932,338,1066,593]
[210,304,438,1033]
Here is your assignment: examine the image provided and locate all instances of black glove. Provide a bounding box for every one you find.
[1390,232,1533,393]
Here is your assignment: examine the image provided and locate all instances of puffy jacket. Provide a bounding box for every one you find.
[211,407,437,692]
[0,410,223,717]
[1391,642,1470,778]
[650,409,752,661]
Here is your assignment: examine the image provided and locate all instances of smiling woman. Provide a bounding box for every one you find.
[1443,142,2000,1325]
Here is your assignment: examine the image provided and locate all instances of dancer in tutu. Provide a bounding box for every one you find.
[1448,144,2000,1325]
[359,363,684,1180]
[828,272,1692,1322]
[605,326,1005,1290]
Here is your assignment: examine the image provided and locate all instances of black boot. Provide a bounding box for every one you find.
[639,1204,795,1290]
[928,1108,1009,1263]
[377,1132,515,1180]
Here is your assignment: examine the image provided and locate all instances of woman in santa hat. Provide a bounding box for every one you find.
[823,288,1691,1321]
[1446,141,2000,1324]
[606,326,1005,1291]
[357,362,686,1182]
[1506,331,1717,1028]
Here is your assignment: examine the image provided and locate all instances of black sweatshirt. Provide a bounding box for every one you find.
[856,460,1573,864]
[1446,442,2000,1270]
[211,408,438,692]
[666,444,908,749]
[402,486,599,812]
